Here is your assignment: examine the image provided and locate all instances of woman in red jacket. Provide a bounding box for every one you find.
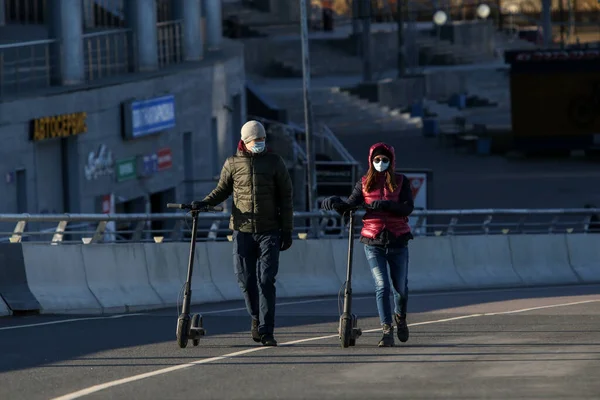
[321,142,414,347]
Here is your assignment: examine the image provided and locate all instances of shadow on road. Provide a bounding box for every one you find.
[0,284,599,374]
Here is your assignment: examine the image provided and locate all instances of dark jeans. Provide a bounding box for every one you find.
[364,245,409,326]
[232,230,281,336]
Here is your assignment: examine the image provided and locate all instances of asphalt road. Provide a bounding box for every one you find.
[1,284,600,400]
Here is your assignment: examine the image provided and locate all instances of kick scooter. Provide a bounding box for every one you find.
[167,201,223,348]
[336,204,371,348]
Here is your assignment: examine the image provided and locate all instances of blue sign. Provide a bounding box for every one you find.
[122,95,175,140]
[143,154,158,176]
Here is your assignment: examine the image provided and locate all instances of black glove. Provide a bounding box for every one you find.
[191,200,209,210]
[332,202,353,214]
[321,196,342,211]
[280,231,293,251]
[370,200,392,211]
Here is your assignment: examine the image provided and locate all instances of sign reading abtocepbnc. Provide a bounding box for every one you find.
[121,95,175,140]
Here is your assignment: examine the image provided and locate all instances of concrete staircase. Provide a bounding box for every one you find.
[417,35,498,65]
[262,86,422,135]
[268,32,500,77]
[270,41,365,77]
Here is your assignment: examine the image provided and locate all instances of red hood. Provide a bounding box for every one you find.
[237,139,272,155]
[368,142,396,172]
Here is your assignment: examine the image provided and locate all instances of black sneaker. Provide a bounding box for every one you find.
[394,313,409,343]
[378,324,394,347]
[251,318,261,343]
[261,334,278,347]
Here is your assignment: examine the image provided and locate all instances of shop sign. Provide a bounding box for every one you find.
[137,147,172,178]
[116,158,137,182]
[30,112,87,142]
[140,153,159,177]
[84,145,114,181]
[122,95,175,140]
[157,147,172,171]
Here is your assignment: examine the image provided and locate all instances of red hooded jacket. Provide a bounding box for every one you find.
[359,143,412,240]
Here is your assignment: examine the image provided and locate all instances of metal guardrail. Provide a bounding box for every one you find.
[0,208,598,244]
[157,20,183,68]
[0,39,55,96]
[83,28,132,81]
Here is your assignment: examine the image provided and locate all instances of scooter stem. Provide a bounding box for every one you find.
[182,211,199,315]
[343,210,355,315]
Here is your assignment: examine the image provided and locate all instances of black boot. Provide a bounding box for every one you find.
[260,333,278,347]
[394,313,409,343]
[378,324,394,347]
[251,318,261,343]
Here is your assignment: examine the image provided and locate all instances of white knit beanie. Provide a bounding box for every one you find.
[241,120,266,144]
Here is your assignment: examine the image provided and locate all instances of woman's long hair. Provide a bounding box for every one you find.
[364,166,397,193]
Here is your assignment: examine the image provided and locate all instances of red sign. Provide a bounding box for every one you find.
[157,148,172,171]
[408,177,424,200]
[102,195,111,214]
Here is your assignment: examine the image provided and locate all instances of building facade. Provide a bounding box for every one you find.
[0,1,246,218]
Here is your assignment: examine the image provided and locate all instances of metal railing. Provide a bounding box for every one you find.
[157,20,183,68]
[82,0,125,29]
[3,0,46,24]
[0,208,598,244]
[83,28,131,81]
[0,39,55,96]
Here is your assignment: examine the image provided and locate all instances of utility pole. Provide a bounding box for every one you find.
[397,0,405,77]
[299,0,318,236]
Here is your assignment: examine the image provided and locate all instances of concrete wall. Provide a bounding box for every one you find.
[1,233,598,315]
[0,40,246,215]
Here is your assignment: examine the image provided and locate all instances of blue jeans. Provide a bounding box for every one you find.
[364,245,409,326]
[232,230,281,336]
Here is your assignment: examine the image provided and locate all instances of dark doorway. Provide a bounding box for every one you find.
[115,196,146,240]
[15,169,27,213]
[150,188,176,236]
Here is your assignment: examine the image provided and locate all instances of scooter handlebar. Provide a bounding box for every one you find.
[167,203,223,212]
[331,203,374,213]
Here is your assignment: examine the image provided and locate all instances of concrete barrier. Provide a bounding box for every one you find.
[189,242,225,304]
[81,244,164,313]
[0,296,9,316]
[22,244,102,314]
[206,241,244,301]
[408,237,466,291]
[3,232,598,318]
[566,234,600,283]
[508,235,581,285]
[278,239,342,297]
[331,239,376,295]
[451,235,523,289]
[0,243,41,312]
[143,243,188,307]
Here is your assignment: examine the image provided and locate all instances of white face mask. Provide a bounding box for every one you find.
[250,141,265,153]
[373,160,390,172]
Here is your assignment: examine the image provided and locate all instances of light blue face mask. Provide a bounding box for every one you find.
[250,141,266,153]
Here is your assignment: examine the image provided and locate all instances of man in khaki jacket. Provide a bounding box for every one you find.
[199,120,293,346]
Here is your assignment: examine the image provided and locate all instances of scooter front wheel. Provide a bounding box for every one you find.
[177,317,189,348]
[339,316,352,348]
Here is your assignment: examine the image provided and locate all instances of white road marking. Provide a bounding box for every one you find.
[483,299,600,316]
[0,314,147,332]
[49,298,600,400]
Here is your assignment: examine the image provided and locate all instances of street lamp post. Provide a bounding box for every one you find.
[299,0,318,237]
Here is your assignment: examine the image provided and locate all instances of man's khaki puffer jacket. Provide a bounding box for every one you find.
[202,147,294,234]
